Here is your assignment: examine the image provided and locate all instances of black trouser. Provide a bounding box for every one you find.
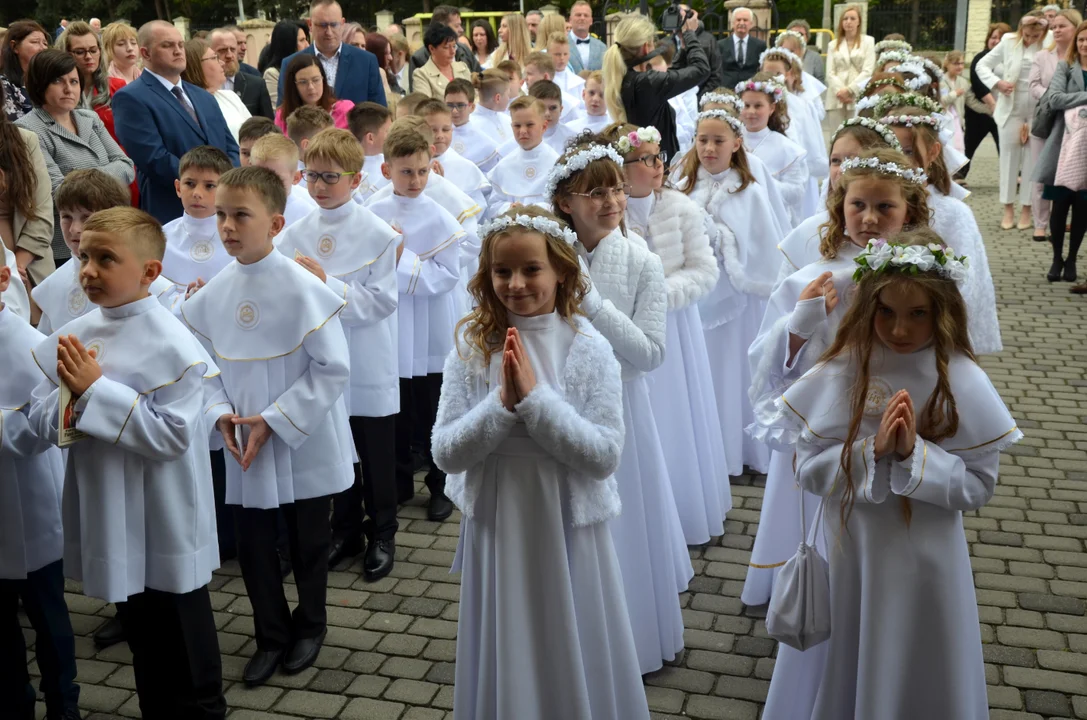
[0,560,79,719]
[209,450,236,560]
[960,106,1000,178]
[395,374,446,501]
[115,585,225,720]
[331,414,400,543]
[1051,191,1087,263]
[235,496,331,650]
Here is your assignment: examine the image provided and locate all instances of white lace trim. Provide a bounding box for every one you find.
[479,214,578,246]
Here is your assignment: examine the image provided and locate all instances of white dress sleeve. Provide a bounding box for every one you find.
[326,247,398,328]
[888,438,998,512]
[796,433,892,504]
[431,350,518,474]
[0,406,52,457]
[586,254,668,374]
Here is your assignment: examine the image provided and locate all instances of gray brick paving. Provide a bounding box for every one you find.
[26,144,1087,718]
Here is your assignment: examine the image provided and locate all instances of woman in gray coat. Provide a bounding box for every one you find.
[15,49,134,262]
[1034,27,1087,284]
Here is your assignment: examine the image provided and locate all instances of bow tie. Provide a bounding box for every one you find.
[576,38,591,44]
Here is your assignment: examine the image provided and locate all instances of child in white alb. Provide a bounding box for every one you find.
[566,71,613,134]
[346,101,394,202]
[486,97,560,217]
[418,99,491,210]
[445,79,500,172]
[529,80,578,154]
[250,133,318,228]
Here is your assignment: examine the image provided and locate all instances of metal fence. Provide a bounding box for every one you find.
[989,0,1027,27]
[865,0,956,50]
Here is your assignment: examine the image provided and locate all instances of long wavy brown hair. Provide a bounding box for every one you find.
[676,113,755,195]
[0,81,38,221]
[880,105,952,195]
[820,227,974,531]
[819,147,931,259]
[455,206,589,366]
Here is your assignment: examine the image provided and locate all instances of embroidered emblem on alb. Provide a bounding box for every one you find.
[864,377,895,416]
[524,166,537,179]
[316,234,336,258]
[236,300,261,330]
[84,339,105,364]
[67,287,88,317]
[454,141,465,153]
[189,240,214,262]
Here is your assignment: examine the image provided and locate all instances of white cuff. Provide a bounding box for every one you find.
[787,296,828,339]
[890,438,926,497]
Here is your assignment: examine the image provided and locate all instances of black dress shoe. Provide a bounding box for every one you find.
[283,629,326,674]
[328,536,364,567]
[1064,260,1077,282]
[1032,233,1048,243]
[278,547,293,579]
[244,648,284,686]
[428,491,454,521]
[93,616,126,649]
[1048,258,1064,282]
[364,539,395,582]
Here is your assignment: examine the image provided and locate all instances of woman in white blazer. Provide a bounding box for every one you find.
[977,10,1049,229]
[824,5,875,130]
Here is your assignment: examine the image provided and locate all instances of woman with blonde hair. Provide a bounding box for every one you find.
[56,21,125,142]
[977,9,1049,230]
[602,14,709,161]
[535,12,567,49]
[487,13,533,68]
[824,4,876,129]
[102,21,141,85]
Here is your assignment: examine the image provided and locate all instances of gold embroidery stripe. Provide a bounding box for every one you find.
[905,442,927,497]
[114,395,139,444]
[419,232,462,261]
[331,243,392,279]
[205,401,232,415]
[115,362,213,444]
[274,401,309,436]
[183,302,346,362]
[458,205,483,223]
[408,255,422,295]
[749,560,789,569]
[948,426,1019,452]
[778,244,799,271]
[781,396,845,442]
[30,349,59,387]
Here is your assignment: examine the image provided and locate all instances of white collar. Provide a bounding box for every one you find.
[144,67,184,93]
[316,43,342,62]
[180,212,218,237]
[100,294,160,320]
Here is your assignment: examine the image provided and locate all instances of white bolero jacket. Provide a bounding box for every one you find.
[432,315,625,527]
[648,188,720,311]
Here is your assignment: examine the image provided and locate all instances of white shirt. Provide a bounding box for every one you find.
[316,43,343,90]
[570,31,592,66]
[223,75,235,92]
[144,67,194,108]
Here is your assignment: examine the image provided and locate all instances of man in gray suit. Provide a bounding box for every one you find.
[718,7,765,89]
[567,0,606,73]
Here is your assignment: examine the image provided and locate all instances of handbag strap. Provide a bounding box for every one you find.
[797,473,827,548]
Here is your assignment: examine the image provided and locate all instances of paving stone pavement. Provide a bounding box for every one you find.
[26,144,1087,720]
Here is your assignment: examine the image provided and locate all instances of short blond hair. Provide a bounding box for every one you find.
[285,105,335,146]
[218,166,288,215]
[546,32,569,47]
[251,133,301,168]
[304,127,365,173]
[524,51,555,76]
[392,116,436,144]
[508,95,545,117]
[384,125,432,160]
[83,207,167,261]
[101,21,137,64]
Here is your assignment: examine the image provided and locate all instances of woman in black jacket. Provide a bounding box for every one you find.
[960,22,1011,179]
[603,13,710,162]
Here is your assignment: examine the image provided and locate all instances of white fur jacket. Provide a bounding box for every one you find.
[432,315,625,527]
[648,188,720,311]
[580,227,668,382]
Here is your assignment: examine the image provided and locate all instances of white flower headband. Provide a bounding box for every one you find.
[615,126,662,154]
[854,238,968,284]
[480,213,578,247]
[544,143,625,198]
[855,94,881,112]
[872,91,942,118]
[874,39,913,55]
[890,63,934,90]
[919,57,945,82]
[880,112,940,129]
[774,30,807,49]
[877,49,913,67]
[833,117,903,152]
[839,155,928,184]
[699,92,744,112]
[759,46,803,69]
[697,109,745,136]
[735,78,786,103]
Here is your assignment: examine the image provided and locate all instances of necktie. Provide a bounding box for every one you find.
[171,86,199,126]
[738,38,746,66]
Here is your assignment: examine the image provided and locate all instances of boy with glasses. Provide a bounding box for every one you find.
[444,79,499,172]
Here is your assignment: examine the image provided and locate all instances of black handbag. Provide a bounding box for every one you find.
[1033,63,1069,139]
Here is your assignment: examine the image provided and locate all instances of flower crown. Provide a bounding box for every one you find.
[876,49,913,67]
[879,112,940,129]
[864,76,908,95]
[919,57,945,82]
[839,156,928,184]
[699,92,744,112]
[775,30,807,48]
[853,238,968,283]
[735,78,786,103]
[479,213,578,247]
[890,63,934,91]
[759,46,803,69]
[874,39,913,55]
[697,109,745,136]
[615,126,662,155]
[872,91,942,119]
[833,117,903,152]
[544,143,625,199]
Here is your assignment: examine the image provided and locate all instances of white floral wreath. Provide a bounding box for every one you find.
[615,126,662,155]
[876,49,913,67]
[853,238,968,284]
[735,78,786,103]
[880,112,940,129]
[890,63,933,90]
[544,144,625,199]
[840,156,928,184]
[919,57,945,82]
[699,92,744,112]
[833,117,903,152]
[874,39,913,55]
[854,94,881,112]
[774,30,807,49]
[697,109,745,136]
[758,46,803,69]
[872,91,942,118]
[479,213,578,247]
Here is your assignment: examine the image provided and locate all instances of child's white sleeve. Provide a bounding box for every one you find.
[0,406,53,457]
[260,315,350,449]
[431,349,518,474]
[202,373,233,447]
[584,254,668,373]
[888,440,1000,512]
[795,433,893,504]
[396,231,463,297]
[37,313,54,337]
[28,378,61,447]
[326,246,398,328]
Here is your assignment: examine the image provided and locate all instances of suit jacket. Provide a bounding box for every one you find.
[412,58,472,100]
[977,34,1041,127]
[278,44,385,107]
[239,61,260,77]
[408,42,481,92]
[718,33,766,90]
[113,73,239,224]
[232,71,274,120]
[566,33,607,74]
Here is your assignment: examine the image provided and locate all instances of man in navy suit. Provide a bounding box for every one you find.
[718,8,766,89]
[277,0,385,107]
[113,21,239,224]
[566,1,607,73]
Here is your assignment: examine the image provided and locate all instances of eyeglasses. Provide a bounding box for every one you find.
[446,102,469,111]
[569,184,632,202]
[304,170,357,185]
[295,77,324,88]
[624,152,668,168]
[71,47,100,58]
[201,54,221,63]
[314,22,342,31]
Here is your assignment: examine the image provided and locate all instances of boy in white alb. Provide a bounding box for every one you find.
[160,146,235,314]
[183,167,354,688]
[545,32,587,99]
[368,126,466,521]
[445,79,500,172]
[523,51,583,122]
[29,207,225,718]
[33,170,173,336]
[567,70,613,134]
[529,80,578,154]
[418,98,491,210]
[485,96,560,217]
[472,69,514,143]
[275,129,403,582]
[0,258,80,719]
[285,105,335,190]
[347,102,394,202]
[251,133,318,227]
[237,116,279,167]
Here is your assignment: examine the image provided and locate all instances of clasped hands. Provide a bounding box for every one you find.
[56,335,101,396]
[217,413,271,472]
[874,389,917,462]
[499,327,537,412]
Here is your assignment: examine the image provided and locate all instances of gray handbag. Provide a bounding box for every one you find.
[1033,64,1069,139]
